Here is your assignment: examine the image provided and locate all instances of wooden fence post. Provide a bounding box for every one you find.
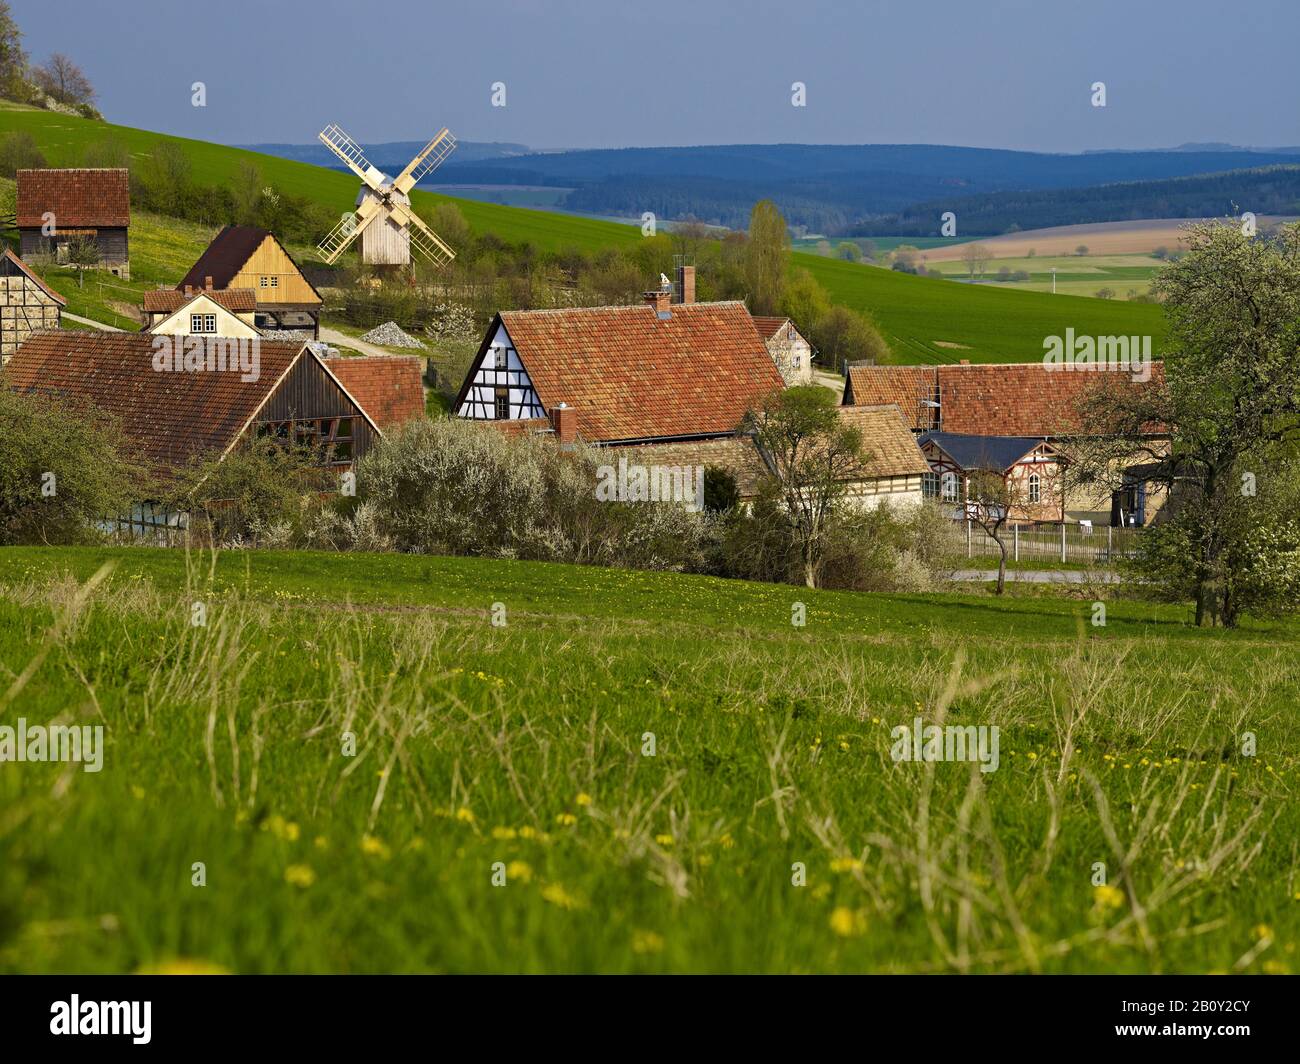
[1013,523,1019,562]
[1060,522,1067,564]
[1107,524,1113,563]
[966,519,972,558]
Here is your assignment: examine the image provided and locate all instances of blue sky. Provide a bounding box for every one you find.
[15,0,1300,152]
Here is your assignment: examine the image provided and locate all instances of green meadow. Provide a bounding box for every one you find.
[0,547,1295,974]
[1,101,1167,364]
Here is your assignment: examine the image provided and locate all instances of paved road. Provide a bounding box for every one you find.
[64,311,123,332]
[950,569,1121,584]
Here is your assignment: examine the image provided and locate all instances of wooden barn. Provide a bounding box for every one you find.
[177,226,322,338]
[4,332,383,481]
[0,249,65,364]
[16,168,131,279]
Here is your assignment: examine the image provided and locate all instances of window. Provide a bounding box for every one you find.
[259,276,269,288]
[191,313,217,334]
[922,471,940,498]
[270,276,278,288]
[494,388,510,419]
[940,472,958,502]
[494,348,508,370]
[1028,471,1041,504]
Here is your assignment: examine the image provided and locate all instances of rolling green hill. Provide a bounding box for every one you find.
[0,101,1167,363]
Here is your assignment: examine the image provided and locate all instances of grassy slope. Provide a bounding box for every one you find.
[0,547,1295,974]
[2,102,1167,363]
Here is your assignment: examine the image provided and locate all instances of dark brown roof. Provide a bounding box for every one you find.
[327,355,425,430]
[142,288,259,314]
[0,249,66,306]
[845,361,1166,436]
[177,226,269,290]
[835,404,931,478]
[473,301,784,444]
[177,227,322,305]
[2,331,309,470]
[16,168,130,229]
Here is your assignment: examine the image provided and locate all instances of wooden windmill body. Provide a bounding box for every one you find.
[316,124,457,271]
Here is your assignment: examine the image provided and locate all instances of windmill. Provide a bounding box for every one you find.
[315,123,458,270]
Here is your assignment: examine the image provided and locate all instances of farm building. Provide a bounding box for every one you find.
[142,286,260,338]
[751,314,814,385]
[177,226,322,338]
[16,168,131,279]
[843,360,1169,526]
[4,332,383,484]
[918,431,1067,524]
[453,283,784,494]
[455,290,783,443]
[324,354,426,431]
[835,405,931,509]
[0,249,65,364]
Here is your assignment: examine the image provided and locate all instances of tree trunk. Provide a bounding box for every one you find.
[804,557,817,589]
[995,537,1007,595]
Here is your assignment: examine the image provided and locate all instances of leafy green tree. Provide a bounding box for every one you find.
[0,130,44,177]
[1074,220,1300,626]
[0,390,148,544]
[0,0,25,99]
[64,233,100,286]
[812,305,889,371]
[744,199,790,315]
[836,241,861,262]
[743,386,865,588]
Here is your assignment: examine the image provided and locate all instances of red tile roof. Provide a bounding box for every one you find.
[477,301,784,444]
[750,314,794,340]
[1,249,66,306]
[845,361,1165,436]
[143,288,258,314]
[16,168,130,229]
[326,355,425,430]
[3,331,309,470]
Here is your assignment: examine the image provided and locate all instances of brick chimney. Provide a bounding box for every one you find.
[183,284,193,296]
[643,288,671,318]
[204,275,214,290]
[675,265,695,304]
[552,402,578,443]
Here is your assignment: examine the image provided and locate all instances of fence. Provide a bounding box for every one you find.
[953,520,1142,564]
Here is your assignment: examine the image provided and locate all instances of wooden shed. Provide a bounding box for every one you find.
[16,168,131,279]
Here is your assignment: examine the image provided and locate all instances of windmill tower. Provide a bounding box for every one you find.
[315,123,458,270]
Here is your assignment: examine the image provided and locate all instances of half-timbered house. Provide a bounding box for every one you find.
[918,431,1067,523]
[177,226,323,338]
[843,360,1168,526]
[0,249,65,364]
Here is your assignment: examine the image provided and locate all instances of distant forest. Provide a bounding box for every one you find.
[422,144,1300,234]
[845,166,1300,237]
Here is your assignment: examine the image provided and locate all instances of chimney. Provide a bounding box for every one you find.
[552,402,578,444]
[184,284,193,296]
[643,289,671,318]
[675,265,696,304]
[204,275,214,291]
[959,359,970,366]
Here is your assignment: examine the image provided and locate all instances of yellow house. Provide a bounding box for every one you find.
[177,226,323,338]
[141,287,260,337]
